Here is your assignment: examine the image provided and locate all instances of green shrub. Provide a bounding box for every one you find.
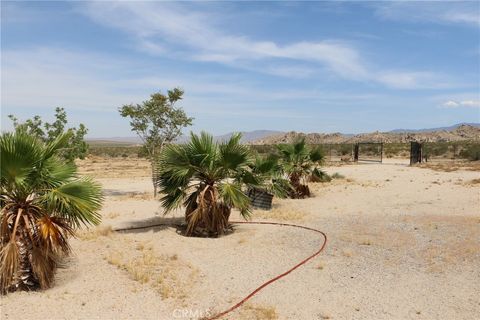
[459,144,480,161]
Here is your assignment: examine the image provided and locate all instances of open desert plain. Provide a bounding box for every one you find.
[2,2,480,319]
[2,156,479,320]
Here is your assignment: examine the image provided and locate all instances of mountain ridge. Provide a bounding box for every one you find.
[87,123,479,145]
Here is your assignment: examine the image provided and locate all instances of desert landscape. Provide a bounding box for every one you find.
[2,155,479,320]
[2,2,480,320]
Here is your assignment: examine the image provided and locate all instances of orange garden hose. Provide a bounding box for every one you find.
[207,221,327,320]
[114,220,328,320]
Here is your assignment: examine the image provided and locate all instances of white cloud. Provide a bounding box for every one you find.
[77,2,464,90]
[2,47,385,116]
[442,100,460,108]
[441,99,480,108]
[373,2,480,27]
[80,2,369,81]
[460,100,480,108]
[377,71,458,90]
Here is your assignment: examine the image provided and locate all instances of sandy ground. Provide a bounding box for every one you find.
[2,157,479,320]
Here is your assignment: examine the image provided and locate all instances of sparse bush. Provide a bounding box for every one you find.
[339,144,352,156]
[9,107,89,161]
[459,144,480,161]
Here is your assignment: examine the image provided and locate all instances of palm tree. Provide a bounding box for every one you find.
[249,154,291,196]
[155,132,257,237]
[0,131,102,294]
[276,138,324,198]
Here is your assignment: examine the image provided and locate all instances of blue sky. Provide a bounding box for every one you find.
[1,1,479,137]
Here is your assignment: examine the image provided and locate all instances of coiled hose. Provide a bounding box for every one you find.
[114,220,328,320]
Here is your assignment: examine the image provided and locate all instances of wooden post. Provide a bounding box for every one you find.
[354,143,359,162]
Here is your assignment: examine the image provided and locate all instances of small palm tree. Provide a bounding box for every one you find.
[155,132,256,237]
[0,131,102,294]
[249,154,291,199]
[276,138,324,198]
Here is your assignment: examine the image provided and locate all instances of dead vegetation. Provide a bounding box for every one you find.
[77,225,114,240]
[104,238,198,301]
[418,161,480,172]
[236,303,278,320]
[109,192,154,201]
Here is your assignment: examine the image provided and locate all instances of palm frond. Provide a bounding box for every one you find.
[37,216,74,254]
[38,157,77,189]
[40,177,103,228]
[310,147,325,163]
[42,132,72,160]
[159,187,185,212]
[218,133,250,171]
[218,182,251,211]
[270,178,292,199]
[30,246,58,289]
[0,132,42,195]
[0,241,20,293]
[310,168,331,182]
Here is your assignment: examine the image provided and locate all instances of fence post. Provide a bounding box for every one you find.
[410,141,423,165]
[380,143,384,163]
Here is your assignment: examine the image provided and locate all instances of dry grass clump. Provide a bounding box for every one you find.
[104,242,197,301]
[237,237,248,244]
[77,225,113,240]
[319,311,333,319]
[418,161,480,172]
[342,248,353,257]
[238,303,278,320]
[466,178,480,185]
[316,261,326,270]
[113,192,153,201]
[254,206,306,221]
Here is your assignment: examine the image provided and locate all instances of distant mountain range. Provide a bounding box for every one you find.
[87,123,479,145]
[87,130,283,145]
[253,123,480,145]
[388,122,480,133]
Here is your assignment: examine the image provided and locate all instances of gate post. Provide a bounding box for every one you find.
[354,143,359,162]
[410,141,423,165]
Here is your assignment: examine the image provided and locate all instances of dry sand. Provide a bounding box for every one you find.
[1,157,479,320]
